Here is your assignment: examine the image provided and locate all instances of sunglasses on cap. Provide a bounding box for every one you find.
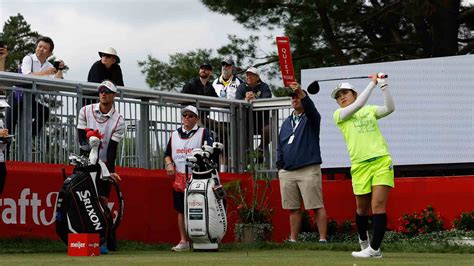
[182,112,197,118]
[99,88,114,94]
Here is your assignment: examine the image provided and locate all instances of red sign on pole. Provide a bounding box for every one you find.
[276,36,296,87]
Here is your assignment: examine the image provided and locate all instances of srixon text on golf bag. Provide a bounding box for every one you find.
[185,142,227,251]
[55,129,124,246]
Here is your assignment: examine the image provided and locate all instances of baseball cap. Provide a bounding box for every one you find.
[97,80,117,93]
[245,67,259,77]
[221,56,234,66]
[200,62,213,70]
[98,47,120,63]
[331,82,355,99]
[181,105,199,117]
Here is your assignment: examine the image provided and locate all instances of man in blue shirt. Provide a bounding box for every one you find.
[276,82,327,243]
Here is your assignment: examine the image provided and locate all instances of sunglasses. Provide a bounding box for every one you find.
[99,88,114,94]
[182,113,197,118]
[101,54,113,58]
[221,63,232,67]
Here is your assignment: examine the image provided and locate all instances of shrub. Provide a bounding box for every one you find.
[398,205,444,236]
[453,210,474,231]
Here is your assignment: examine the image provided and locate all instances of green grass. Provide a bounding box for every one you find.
[0,238,473,265]
[0,250,473,265]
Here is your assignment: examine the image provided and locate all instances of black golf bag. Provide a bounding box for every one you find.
[55,133,124,246]
[184,142,227,251]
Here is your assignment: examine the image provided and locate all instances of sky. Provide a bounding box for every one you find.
[0,0,282,89]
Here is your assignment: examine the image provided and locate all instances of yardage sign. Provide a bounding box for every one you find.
[276,36,296,86]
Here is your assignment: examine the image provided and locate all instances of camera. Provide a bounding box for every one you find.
[53,60,61,70]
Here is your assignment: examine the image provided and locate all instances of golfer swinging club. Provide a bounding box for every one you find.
[332,73,395,258]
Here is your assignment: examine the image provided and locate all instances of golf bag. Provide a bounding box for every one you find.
[184,142,227,251]
[55,129,124,246]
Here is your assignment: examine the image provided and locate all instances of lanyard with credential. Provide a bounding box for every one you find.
[288,114,303,144]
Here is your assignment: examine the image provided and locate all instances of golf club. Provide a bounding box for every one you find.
[307,73,388,94]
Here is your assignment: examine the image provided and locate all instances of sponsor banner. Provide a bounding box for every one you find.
[1,162,474,243]
[276,36,296,87]
[0,162,245,243]
[68,233,100,256]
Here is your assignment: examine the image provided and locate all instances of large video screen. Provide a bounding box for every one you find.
[301,55,474,168]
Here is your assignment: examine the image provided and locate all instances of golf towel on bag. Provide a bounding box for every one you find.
[55,167,111,245]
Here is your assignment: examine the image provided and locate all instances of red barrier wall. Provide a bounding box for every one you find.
[1,162,473,243]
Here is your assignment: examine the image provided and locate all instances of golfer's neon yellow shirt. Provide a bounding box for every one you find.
[333,105,389,163]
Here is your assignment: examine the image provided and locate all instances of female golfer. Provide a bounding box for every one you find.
[332,74,395,258]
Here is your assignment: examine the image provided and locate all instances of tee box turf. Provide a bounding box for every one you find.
[68,233,100,256]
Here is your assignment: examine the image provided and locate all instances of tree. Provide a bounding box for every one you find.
[0,13,40,72]
[201,0,474,81]
[139,35,270,91]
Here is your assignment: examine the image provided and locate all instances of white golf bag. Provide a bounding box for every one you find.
[184,142,227,251]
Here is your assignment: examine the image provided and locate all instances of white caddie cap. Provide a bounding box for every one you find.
[331,82,355,99]
[97,80,118,93]
[181,105,199,117]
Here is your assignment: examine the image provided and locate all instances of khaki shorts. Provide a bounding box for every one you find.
[278,164,324,210]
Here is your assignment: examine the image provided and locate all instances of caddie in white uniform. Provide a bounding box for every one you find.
[76,80,125,254]
[164,105,214,252]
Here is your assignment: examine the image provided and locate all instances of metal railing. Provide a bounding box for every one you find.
[0,72,292,174]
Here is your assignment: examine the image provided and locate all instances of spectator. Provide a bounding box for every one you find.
[331,76,395,259]
[77,80,125,254]
[210,56,243,169]
[164,105,214,252]
[181,62,217,122]
[212,56,243,100]
[0,44,6,71]
[181,62,217,97]
[276,82,328,243]
[236,67,272,159]
[6,36,64,138]
[85,47,123,106]
[0,99,10,195]
[0,45,10,194]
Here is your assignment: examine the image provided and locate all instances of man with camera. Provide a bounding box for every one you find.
[6,36,65,140]
[0,43,10,195]
[164,105,214,252]
[276,82,328,243]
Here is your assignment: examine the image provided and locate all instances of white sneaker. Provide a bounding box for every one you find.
[358,231,370,250]
[171,242,190,252]
[351,246,382,258]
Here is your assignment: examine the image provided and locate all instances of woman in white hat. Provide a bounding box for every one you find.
[85,47,124,106]
[332,74,395,259]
